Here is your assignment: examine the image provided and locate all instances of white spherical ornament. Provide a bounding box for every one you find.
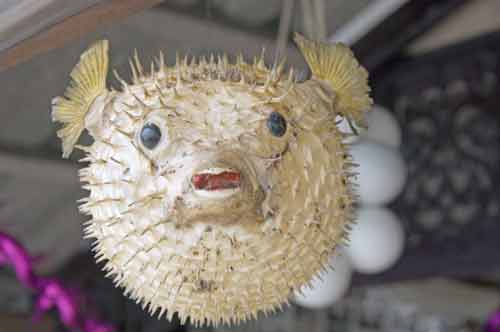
[347,207,405,274]
[350,140,407,205]
[361,105,402,148]
[293,252,352,309]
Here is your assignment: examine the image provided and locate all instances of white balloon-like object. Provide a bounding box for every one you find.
[293,251,352,309]
[329,106,406,289]
[350,140,407,205]
[346,206,405,274]
[362,105,402,148]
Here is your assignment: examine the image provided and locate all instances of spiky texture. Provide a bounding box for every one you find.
[53,38,370,326]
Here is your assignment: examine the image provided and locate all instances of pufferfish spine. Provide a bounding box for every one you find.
[51,34,371,326]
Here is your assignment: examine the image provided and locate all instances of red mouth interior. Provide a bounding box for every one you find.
[192,171,241,191]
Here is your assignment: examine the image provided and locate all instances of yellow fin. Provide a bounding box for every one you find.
[52,40,109,158]
[294,33,372,126]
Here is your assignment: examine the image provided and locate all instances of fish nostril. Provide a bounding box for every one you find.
[192,170,241,191]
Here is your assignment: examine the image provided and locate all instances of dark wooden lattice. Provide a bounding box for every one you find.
[356,30,500,285]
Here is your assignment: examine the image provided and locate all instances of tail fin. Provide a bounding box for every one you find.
[294,33,372,127]
[52,40,109,158]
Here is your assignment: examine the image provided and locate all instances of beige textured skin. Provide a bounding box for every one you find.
[52,37,371,326]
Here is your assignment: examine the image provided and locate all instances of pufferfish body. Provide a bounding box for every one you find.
[52,34,371,326]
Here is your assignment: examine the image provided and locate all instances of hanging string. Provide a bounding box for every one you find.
[300,0,315,39]
[275,0,295,64]
[0,231,114,332]
[312,0,327,41]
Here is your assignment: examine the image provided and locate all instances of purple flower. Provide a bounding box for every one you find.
[485,309,500,332]
[0,231,115,332]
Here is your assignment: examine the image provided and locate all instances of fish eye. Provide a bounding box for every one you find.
[267,112,287,137]
[140,123,162,149]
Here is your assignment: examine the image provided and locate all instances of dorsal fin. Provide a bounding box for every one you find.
[52,40,109,158]
[294,33,372,126]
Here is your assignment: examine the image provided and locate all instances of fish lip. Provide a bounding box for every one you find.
[191,167,242,198]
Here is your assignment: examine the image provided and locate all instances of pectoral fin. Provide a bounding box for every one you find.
[294,33,372,127]
[51,40,109,158]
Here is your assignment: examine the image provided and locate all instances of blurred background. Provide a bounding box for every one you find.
[0,0,500,331]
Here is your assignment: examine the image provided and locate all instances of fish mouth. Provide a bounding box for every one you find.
[191,167,241,198]
[180,156,265,225]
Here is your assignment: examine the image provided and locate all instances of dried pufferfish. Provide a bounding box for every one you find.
[52,34,371,326]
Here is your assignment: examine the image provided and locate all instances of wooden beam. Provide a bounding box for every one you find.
[0,0,164,72]
[0,8,305,154]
